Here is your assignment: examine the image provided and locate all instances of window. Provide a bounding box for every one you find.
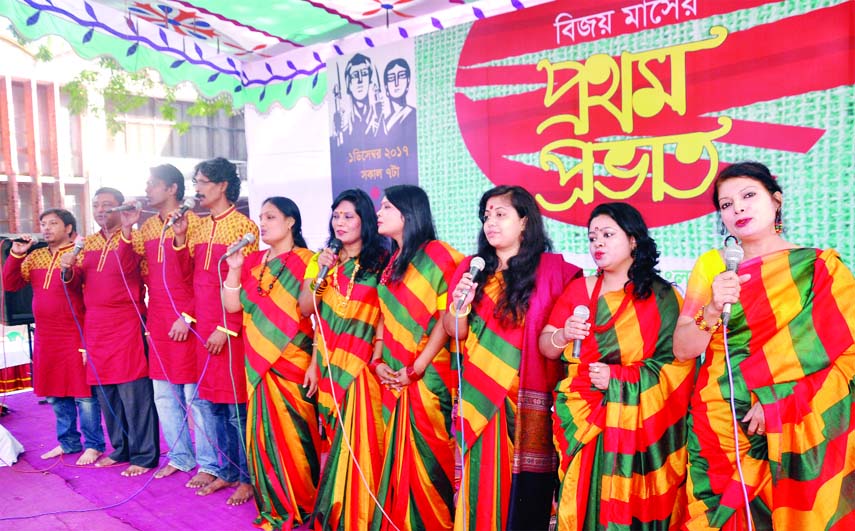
[36,83,56,176]
[60,92,84,177]
[107,98,246,161]
[11,81,30,176]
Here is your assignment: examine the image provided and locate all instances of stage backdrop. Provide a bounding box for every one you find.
[328,42,419,207]
[415,0,854,284]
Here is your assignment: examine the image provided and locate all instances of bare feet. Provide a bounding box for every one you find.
[95,456,119,468]
[154,464,181,479]
[121,464,152,477]
[186,471,216,489]
[40,445,64,460]
[227,483,254,506]
[196,477,237,497]
[76,448,102,465]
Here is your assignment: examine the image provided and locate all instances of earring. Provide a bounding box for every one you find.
[719,220,727,236]
[774,208,783,234]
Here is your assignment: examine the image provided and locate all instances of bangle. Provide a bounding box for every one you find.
[373,337,384,344]
[368,358,383,371]
[550,328,570,349]
[311,279,328,296]
[216,325,239,337]
[181,312,196,325]
[449,304,471,318]
[406,365,423,382]
[223,282,241,291]
[695,306,723,333]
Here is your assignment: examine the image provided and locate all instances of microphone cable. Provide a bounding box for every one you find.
[310,262,401,531]
[452,303,468,531]
[722,323,754,531]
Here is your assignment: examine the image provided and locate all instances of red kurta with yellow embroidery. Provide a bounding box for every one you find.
[2,244,89,397]
[138,212,201,383]
[173,206,258,404]
[73,229,148,385]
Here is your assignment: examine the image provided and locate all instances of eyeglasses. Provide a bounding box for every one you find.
[348,68,371,81]
[192,177,213,186]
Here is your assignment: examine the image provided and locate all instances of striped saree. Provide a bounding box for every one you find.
[241,248,320,531]
[372,240,462,531]
[550,276,693,531]
[683,248,855,530]
[310,257,385,531]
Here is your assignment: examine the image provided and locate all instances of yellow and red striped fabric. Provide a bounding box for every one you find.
[454,270,523,531]
[550,276,693,531]
[373,240,462,531]
[683,248,855,530]
[310,256,385,531]
[240,248,319,530]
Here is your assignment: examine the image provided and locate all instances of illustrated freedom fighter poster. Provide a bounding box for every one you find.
[328,41,418,206]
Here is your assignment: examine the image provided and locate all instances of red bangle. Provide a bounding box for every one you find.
[406,365,423,382]
[368,358,383,371]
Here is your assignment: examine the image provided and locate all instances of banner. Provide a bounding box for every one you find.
[328,42,419,206]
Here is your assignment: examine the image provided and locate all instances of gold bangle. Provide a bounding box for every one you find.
[550,328,570,349]
[222,282,241,291]
[695,306,723,333]
[216,325,239,337]
[449,304,471,318]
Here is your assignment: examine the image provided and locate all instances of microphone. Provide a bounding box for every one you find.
[720,242,744,328]
[62,236,86,275]
[314,238,343,292]
[106,201,142,213]
[165,196,196,230]
[222,233,256,259]
[571,305,591,359]
[457,256,486,310]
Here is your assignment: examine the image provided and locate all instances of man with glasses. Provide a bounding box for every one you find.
[171,157,258,506]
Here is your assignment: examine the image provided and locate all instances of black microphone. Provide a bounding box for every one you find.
[457,256,486,310]
[10,236,40,244]
[106,201,142,213]
[222,233,256,259]
[571,305,591,359]
[165,196,196,230]
[720,242,744,328]
[315,238,343,292]
[62,236,86,275]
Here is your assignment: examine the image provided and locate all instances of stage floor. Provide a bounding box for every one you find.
[0,391,261,530]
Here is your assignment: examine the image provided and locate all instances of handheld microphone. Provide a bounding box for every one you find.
[720,242,744,328]
[315,238,343,292]
[165,196,196,230]
[571,305,591,359]
[222,233,256,259]
[106,201,142,213]
[457,256,486,310]
[62,236,86,275]
[10,236,40,244]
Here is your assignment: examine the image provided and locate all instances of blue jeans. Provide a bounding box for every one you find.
[193,399,248,483]
[152,380,218,473]
[48,395,105,453]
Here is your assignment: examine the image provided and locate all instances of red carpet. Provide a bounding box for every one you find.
[0,391,260,530]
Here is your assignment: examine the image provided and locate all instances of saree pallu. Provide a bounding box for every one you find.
[685,248,855,531]
[241,249,319,531]
[311,257,384,531]
[551,277,693,531]
[373,240,461,531]
[454,271,524,531]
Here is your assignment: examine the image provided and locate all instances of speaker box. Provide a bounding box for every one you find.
[1,237,47,326]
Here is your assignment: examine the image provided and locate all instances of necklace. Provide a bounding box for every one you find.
[379,249,400,286]
[332,258,361,316]
[256,249,290,297]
